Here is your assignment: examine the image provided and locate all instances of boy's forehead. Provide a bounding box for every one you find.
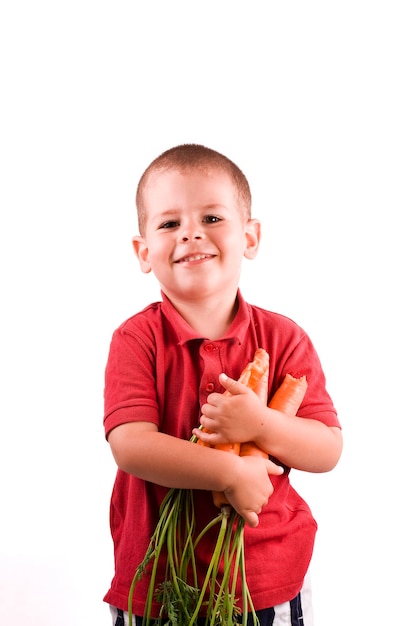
[143,165,238,202]
[146,164,233,188]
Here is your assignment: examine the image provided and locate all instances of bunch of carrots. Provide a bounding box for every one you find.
[128,349,307,626]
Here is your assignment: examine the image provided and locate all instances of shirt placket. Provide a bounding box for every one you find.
[198,340,224,408]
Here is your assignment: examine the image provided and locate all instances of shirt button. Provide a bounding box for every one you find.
[206,382,215,392]
[204,343,216,352]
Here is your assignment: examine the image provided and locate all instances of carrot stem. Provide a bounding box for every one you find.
[188,507,230,625]
[179,490,198,586]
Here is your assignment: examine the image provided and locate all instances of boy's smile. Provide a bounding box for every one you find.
[132,167,260,307]
[174,253,215,264]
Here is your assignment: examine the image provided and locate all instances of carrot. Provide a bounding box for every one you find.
[198,348,270,507]
[239,363,269,458]
[198,354,308,507]
[239,440,268,458]
[268,373,308,415]
[240,373,308,458]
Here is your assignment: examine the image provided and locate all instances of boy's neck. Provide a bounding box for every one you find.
[170,293,239,340]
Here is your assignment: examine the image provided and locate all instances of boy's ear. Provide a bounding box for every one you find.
[244,219,261,260]
[132,236,152,274]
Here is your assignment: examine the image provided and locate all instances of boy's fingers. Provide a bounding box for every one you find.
[267,460,284,476]
[243,510,260,528]
[218,373,247,395]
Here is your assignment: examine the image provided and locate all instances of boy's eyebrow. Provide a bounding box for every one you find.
[146,208,179,224]
[152,208,179,218]
[198,203,230,212]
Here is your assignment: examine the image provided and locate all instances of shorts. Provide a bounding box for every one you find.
[109,572,313,626]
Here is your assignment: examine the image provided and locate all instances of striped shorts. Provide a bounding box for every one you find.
[109,572,313,626]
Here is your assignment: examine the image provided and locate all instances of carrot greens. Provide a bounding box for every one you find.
[128,488,255,626]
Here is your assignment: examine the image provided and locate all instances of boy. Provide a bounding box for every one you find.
[103,144,342,625]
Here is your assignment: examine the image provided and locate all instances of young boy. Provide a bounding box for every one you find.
[103,144,342,626]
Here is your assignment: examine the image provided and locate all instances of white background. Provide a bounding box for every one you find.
[1,2,416,624]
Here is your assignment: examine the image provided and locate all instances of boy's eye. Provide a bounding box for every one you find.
[159,220,179,229]
[203,215,221,224]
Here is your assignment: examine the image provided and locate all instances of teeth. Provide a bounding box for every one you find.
[181,254,209,262]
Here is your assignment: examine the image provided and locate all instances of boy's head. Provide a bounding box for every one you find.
[135,144,252,235]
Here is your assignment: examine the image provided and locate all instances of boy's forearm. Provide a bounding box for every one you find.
[256,408,343,473]
[108,424,239,492]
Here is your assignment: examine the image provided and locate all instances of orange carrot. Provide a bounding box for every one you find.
[268,373,308,415]
[197,353,308,508]
[198,349,269,507]
[239,362,269,458]
[239,440,268,458]
[240,373,308,458]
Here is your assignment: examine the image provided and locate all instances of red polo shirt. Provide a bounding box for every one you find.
[103,290,340,615]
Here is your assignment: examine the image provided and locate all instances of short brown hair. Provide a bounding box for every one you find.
[135,144,252,234]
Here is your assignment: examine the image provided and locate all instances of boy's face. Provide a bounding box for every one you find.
[133,167,260,304]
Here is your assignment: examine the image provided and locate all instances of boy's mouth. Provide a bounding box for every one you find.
[176,254,214,263]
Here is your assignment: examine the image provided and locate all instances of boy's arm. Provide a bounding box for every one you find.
[195,375,343,473]
[257,416,342,473]
[107,421,283,528]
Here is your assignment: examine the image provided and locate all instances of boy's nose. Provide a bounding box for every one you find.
[179,223,204,241]
[181,233,202,242]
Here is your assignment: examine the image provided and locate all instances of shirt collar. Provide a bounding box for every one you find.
[160,289,251,346]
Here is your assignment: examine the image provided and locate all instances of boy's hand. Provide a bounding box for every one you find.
[194,373,268,446]
[224,455,284,527]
